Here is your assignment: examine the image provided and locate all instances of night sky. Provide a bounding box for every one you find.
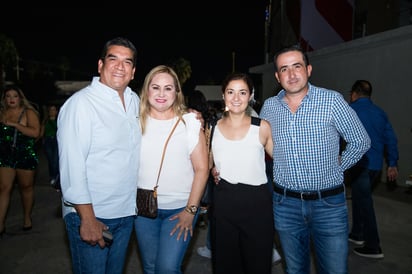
[1,3,268,89]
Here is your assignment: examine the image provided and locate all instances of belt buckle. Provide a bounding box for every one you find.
[300,191,314,200]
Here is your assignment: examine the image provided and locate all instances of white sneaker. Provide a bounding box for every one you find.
[272,247,282,265]
[197,246,212,259]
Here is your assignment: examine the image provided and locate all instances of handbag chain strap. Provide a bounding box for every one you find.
[153,117,181,196]
[12,108,26,148]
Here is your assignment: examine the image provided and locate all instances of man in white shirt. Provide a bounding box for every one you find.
[57,37,141,274]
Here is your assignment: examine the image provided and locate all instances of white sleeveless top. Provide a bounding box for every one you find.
[212,120,267,186]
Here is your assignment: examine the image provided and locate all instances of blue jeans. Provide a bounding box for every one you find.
[273,190,348,274]
[134,207,198,274]
[43,136,59,179]
[350,167,381,249]
[64,212,134,274]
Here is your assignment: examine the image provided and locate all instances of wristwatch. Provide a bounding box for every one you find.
[185,205,198,215]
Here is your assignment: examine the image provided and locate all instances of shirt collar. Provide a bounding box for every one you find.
[91,76,134,100]
[277,82,314,102]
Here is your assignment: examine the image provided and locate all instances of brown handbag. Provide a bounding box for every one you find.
[136,187,158,218]
[136,118,181,218]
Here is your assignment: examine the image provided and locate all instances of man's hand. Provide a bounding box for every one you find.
[188,108,205,129]
[387,166,398,182]
[211,166,220,184]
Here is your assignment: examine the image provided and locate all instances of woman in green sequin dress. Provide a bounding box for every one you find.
[0,85,40,237]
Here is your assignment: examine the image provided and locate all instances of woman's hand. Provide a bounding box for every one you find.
[169,210,195,241]
[4,120,17,128]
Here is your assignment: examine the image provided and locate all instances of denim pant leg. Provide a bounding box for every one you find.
[50,139,59,178]
[64,212,134,274]
[103,216,135,274]
[44,137,59,179]
[206,220,212,250]
[351,168,381,249]
[311,192,348,274]
[273,191,348,274]
[134,207,198,274]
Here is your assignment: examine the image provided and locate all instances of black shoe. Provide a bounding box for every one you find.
[22,225,32,231]
[348,233,365,245]
[353,246,384,259]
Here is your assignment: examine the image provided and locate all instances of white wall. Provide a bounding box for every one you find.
[250,25,412,185]
[194,85,222,101]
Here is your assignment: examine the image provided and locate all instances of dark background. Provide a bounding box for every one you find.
[1,3,268,88]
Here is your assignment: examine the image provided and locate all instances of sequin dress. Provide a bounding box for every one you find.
[0,110,38,170]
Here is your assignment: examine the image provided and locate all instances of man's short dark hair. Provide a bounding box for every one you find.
[100,37,137,67]
[351,80,372,97]
[273,45,310,71]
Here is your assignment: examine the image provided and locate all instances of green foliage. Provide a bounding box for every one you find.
[170,57,192,85]
[0,33,19,89]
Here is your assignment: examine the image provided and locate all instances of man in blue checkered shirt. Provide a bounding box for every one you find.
[260,45,370,274]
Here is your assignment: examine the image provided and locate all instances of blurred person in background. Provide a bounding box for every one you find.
[187,89,216,259]
[0,85,40,237]
[40,104,60,190]
[347,79,399,259]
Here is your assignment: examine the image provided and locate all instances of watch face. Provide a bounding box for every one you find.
[190,206,197,213]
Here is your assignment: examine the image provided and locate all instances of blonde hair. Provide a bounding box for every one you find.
[139,65,187,134]
[0,85,39,119]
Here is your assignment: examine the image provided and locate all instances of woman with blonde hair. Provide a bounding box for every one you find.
[135,65,209,273]
[0,85,40,237]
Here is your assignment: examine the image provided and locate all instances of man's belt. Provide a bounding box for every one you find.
[273,184,344,200]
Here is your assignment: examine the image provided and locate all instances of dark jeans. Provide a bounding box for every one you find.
[43,136,59,179]
[350,166,381,249]
[64,213,134,274]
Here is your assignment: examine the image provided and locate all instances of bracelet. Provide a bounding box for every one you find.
[184,205,198,215]
[184,207,195,215]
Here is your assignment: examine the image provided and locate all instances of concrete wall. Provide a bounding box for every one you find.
[194,85,222,101]
[250,25,412,185]
[55,81,90,96]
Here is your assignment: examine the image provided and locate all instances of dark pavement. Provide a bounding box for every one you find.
[1,148,412,274]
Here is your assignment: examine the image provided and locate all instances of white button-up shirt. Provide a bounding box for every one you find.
[57,77,141,218]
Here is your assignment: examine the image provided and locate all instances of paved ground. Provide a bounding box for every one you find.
[1,148,412,274]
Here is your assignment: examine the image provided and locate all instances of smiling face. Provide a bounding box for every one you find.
[147,72,177,116]
[98,45,136,93]
[223,79,252,114]
[275,50,312,96]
